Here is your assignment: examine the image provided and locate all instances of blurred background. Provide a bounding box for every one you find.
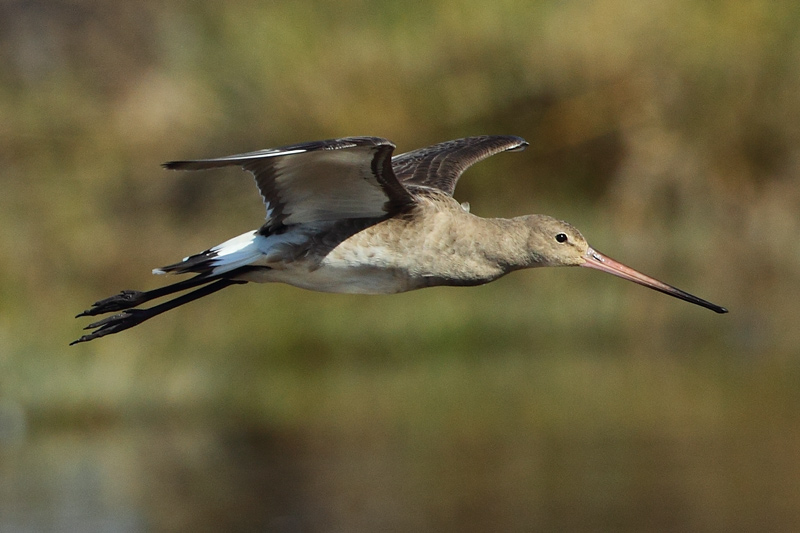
[1,1,799,531]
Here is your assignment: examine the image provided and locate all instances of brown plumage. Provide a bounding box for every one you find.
[72,135,726,344]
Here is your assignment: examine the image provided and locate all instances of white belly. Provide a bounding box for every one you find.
[239,261,415,294]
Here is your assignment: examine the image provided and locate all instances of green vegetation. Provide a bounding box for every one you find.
[1,1,799,530]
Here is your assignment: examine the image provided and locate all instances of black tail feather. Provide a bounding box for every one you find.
[155,248,219,275]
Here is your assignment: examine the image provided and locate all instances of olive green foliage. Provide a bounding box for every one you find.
[1,1,799,530]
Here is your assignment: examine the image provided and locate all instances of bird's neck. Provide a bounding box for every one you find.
[476,216,541,273]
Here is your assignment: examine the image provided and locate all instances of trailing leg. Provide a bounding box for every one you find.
[71,278,246,345]
[76,274,219,317]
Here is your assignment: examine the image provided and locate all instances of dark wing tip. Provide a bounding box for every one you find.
[161,136,395,171]
[505,136,529,151]
[392,134,529,196]
[162,160,185,170]
[474,134,528,153]
[162,159,223,171]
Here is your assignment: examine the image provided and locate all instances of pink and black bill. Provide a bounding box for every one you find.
[582,248,728,314]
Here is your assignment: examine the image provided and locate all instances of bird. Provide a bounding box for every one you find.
[72,135,727,344]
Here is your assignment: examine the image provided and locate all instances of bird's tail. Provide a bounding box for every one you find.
[154,230,263,277]
[72,231,266,344]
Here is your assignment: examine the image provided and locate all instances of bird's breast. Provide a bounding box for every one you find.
[307,211,506,292]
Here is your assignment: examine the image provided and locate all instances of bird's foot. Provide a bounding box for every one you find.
[76,290,149,317]
[70,308,152,345]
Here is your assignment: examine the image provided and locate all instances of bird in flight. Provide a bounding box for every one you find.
[72,135,727,344]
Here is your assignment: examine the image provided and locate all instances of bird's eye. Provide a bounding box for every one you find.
[555,233,568,243]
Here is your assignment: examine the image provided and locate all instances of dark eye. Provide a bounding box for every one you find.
[555,232,568,243]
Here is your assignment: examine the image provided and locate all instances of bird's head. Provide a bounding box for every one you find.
[520,215,728,313]
[522,215,589,267]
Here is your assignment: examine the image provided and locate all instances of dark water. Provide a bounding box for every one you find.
[2,413,798,533]
[0,421,312,532]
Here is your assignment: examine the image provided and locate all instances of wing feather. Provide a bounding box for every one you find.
[164,137,414,230]
[391,135,528,196]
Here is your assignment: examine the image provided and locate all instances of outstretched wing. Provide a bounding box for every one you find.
[391,135,528,196]
[164,137,415,230]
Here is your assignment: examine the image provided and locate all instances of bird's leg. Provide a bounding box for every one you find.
[71,278,246,345]
[76,274,218,317]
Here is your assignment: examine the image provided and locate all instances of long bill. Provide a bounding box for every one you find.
[581,247,728,314]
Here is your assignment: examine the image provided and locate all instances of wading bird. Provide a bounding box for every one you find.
[72,135,727,344]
